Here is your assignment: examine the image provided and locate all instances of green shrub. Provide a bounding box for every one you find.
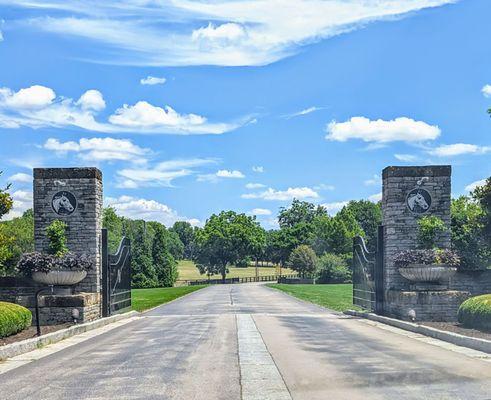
[417,215,447,249]
[46,220,68,257]
[0,301,32,338]
[457,294,491,331]
[316,253,351,283]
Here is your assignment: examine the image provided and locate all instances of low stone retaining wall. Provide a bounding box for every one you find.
[0,277,100,325]
[277,277,315,284]
[450,270,491,296]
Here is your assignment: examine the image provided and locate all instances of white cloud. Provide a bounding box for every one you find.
[11,1,456,67]
[245,183,266,189]
[429,143,491,157]
[326,117,441,143]
[0,84,244,134]
[140,76,166,86]
[242,187,319,201]
[321,201,348,215]
[198,169,245,182]
[368,192,382,202]
[465,179,487,193]
[364,174,380,186]
[284,106,323,119]
[105,195,199,227]
[249,208,272,216]
[2,190,32,220]
[76,89,106,111]
[395,153,419,162]
[482,84,491,98]
[314,183,335,191]
[8,172,31,183]
[43,137,149,163]
[252,166,264,173]
[115,158,216,188]
[0,85,55,109]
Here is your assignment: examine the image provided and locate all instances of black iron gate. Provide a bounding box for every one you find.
[352,225,384,314]
[102,229,132,317]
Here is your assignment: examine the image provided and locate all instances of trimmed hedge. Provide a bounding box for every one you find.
[457,294,491,331]
[0,301,32,338]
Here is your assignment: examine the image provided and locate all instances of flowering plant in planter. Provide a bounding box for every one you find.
[394,216,460,283]
[16,220,92,285]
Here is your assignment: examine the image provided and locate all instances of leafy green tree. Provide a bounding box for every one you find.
[313,212,362,256]
[316,253,351,283]
[152,225,178,287]
[194,211,263,280]
[131,223,158,288]
[165,230,185,260]
[170,221,197,259]
[0,209,34,276]
[472,176,491,237]
[451,196,490,269]
[0,172,13,220]
[102,207,124,253]
[278,199,325,229]
[340,200,381,251]
[288,245,317,278]
[46,220,68,256]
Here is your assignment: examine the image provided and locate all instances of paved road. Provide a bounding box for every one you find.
[1,283,491,400]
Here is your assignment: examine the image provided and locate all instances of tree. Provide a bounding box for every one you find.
[194,211,263,280]
[152,225,178,287]
[288,245,317,278]
[316,253,351,283]
[339,200,382,251]
[472,176,491,237]
[165,230,185,260]
[102,207,124,253]
[131,222,158,288]
[0,172,13,220]
[170,221,197,259]
[0,209,34,276]
[278,199,325,229]
[451,196,490,269]
[313,212,362,256]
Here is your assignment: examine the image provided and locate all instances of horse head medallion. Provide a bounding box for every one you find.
[52,191,77,215]
[406,188,432,214]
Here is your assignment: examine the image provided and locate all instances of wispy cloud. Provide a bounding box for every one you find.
[482,84,491,98]
[284,106,324,119]
[248,208,272,216]
[465,178,487,193]
[364,174,380,186]
[321,201,348,215]
[4,0,456,66]
[8,172,32,183]
[395,153,419,162]
[197,169,245,183]
[0,84,246,134]
[245,183,266,189]
[252,166,264,173]
[140,76,166,86]
[242,186,319,201]
[428,143,491,157]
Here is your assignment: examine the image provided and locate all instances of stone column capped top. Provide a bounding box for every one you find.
[34,167,102,181]
[382,165,451,179]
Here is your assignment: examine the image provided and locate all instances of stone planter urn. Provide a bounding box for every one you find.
[398,264,457,283]
[32,270,87,286]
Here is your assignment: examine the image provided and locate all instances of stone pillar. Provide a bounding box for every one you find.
[33,168,103,296]
[382,165,451,291]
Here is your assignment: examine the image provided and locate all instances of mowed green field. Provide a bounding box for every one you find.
[267,284,357,312]
[131,285,208,312]
[177,260,295,281]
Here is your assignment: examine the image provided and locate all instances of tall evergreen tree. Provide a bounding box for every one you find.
[152,225,178,287]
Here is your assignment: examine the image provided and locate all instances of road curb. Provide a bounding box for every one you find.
[345,310,491,354]
[0,310,140,361]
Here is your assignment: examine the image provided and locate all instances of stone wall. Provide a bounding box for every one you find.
[33,168,103,295]
[450,270,491,296]
[382,166,451,292]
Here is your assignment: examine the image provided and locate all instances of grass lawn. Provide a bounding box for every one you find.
[267,283,358,312]
[131,285,208,312]
[177,259,295,281]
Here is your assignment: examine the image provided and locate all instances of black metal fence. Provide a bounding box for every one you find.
[184,274,299,286]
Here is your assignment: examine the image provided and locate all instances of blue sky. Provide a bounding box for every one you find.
[0,0,490,227]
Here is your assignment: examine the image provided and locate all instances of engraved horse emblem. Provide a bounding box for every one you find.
[406,189,431,214]
[52,192,77,215]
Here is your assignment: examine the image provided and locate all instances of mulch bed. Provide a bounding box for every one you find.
[422,321,491,341]
[0,323,72,347]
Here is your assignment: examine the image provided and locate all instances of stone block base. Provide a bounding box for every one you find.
[28,293,101,326]
[385,289,470,322]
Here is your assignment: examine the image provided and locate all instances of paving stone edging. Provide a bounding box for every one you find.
[0,311,140,361]
[345,310,491,354]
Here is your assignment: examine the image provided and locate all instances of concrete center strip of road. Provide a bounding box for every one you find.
[0,316,139,375]
[236,313,292,400]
